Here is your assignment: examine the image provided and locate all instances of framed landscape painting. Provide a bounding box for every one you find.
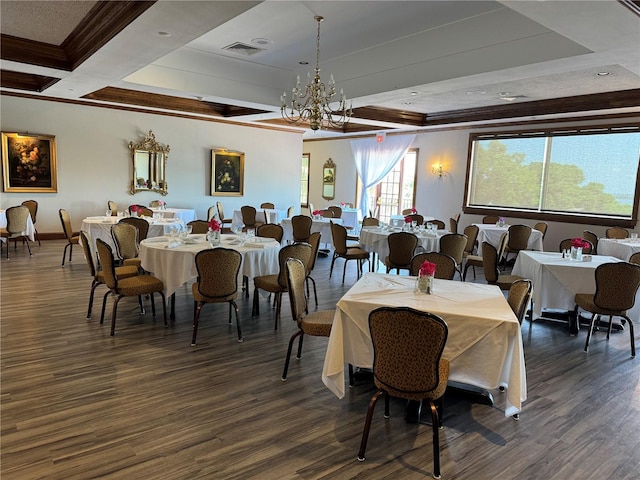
[211,148,244,196]
[2,132,58,193]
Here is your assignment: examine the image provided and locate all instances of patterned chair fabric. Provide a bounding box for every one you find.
[439,233,468,270]
[383,232,418,275]
[409,252,456,280]
[357,306,449,480]
[21,200,40,245]
[503,224,532,262]
[330,222,370,283]
[188,220,209,234]
[301,231,321,306]
[291,215,313,243]
[257,223,284,243]
[216,201,233,227]
[107,200,118,215]
[241,205,263,230]
[462,225,479,257]
[575,262,640,357]
[252,243,312,329]
[95,238,167,336]
[606,227,629,239]
[559,238,593,255]
[260,202,275,209]
[582,230,599,254]
[119,216,150,241]
[1,205,33,258]
[482,215,500,224]
[629,252,640,266]
[448,216,458,234]
[58,208,80,266]
[111,223,141,269]
[191,248,243,345]
[281,257,334,380]
[362,217,380,227]
[508,279,532,325]
[327,206,342,218]
[149,200,164,207]
[128,204,153,217]
[533,222,548,239]
[405,213,424,226]
[482,241,523,291]
[430,219,446,230]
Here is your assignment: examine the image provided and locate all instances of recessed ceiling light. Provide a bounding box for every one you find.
[596,71,610,76]
[158,31,171,37]
[251,38,272,46]
[410,91,418,96]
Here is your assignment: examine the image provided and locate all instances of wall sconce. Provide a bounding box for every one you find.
[432,163,445,177]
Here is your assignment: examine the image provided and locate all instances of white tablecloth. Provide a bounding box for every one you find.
[281,217,342,245]
[150,207,197,224]
[511,251,639,320]
[321,272,526,416]
[340,208,363,231]
[596,238,640,261]
[139,234,280,297]
[0,209,35,242]
[359,227,449,262]
[474,224,544,251]
[232,209,289,228]
[81,216,184,260]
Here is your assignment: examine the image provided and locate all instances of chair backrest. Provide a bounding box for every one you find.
[508,279,532,324]
[118,217,150,241]
[533,222,548,239]
[321,209,333,218]
[405,213,424,225]
[277,243,312,287]
[79,231,98,278]
[260,202,275,209]
[330,222,349,255]
[507,224,532,251]
[257,223,284,243]
[483,215,500,224]
[582,230,599,254]
[448,217,458,234]
[387,232,418,266]
[410,252,456,279]
[559,238,593,254]
[107,200,117,215]
[194,248,242,299]
[401,208,415,215]
[481,241,500,284]
[304,231,321,273]
[430,219,446,230]
[439,233,468,265]
[593,262,640,311]
[240,205,257,226]
[216,201,226,221]
[606,227,629,239]
[291,215,313,243]
[188,220,210,234]
[629,252,640,266]
[5,206,30,235]
[207,205,217,221]
[496,232,508,261]
[453,212,461,223]
[362,216,380,227]
[285,257,308,325]
[287,206,294,218]
[128,204,153,217]
[111,223,139,260]
[21,200,38,224]
[96,238,118,290]
[370,307,448,396]
[462,224,479,255]
[328,206,342,218]
[149,200,162,207]
[59,208,74,240]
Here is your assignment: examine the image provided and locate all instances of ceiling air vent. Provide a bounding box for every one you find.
[222,42,264,56]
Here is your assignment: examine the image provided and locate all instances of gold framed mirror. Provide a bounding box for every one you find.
[322,158,335,200]
[129,130,169,195]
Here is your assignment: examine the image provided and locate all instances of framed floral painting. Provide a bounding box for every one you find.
[1,132,58,193]
[211,147,244,196]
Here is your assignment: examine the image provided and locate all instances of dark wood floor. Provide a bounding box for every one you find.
[2,240,639,479]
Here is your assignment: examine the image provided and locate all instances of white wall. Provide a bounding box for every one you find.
[304,116,640,252]
[0,96,303,233]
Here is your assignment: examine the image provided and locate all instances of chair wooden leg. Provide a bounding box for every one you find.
[429,400,442,479]
[191,302,203,346]
[252,287,259,317]
[357,390,384,461]
[274,293,282,330]
[282,330,302,380]
[584,313,597,352]
[231,300,242,342]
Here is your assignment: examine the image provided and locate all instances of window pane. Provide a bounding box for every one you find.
[301,154,309,206]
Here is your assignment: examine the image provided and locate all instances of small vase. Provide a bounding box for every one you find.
[570,246,583,261]
[131,211,138,217]
[417,274,433,294]
[207,229,221,247]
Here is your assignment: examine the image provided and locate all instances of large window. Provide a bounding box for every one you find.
[465,125,640,225]
[300,153,310,207]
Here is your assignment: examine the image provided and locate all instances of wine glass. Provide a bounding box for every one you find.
[106,209,112,217]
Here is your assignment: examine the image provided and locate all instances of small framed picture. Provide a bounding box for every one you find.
[2,132,58,193]
[211,148,244,196]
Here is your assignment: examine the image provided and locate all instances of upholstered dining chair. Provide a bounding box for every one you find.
[215,201,233,232]
[357,306,449,480]
[207,205,217,221]
[301,231,321,306]
[462,225,479,257]
[149,200,163,207]
[606,227,629,239]
[409,252,456,280]
[291,214,313,243]
[482,241,524,291]
[282,257,334,380]
[328,206,342,218]
[321,209,333,218]
[482,215,500,224]
[575,262,640,357]
[559,238,593,254]
[287,206,294,218]
[331,222,370,282]
[96,238,167,336]
[401,208,416,215]
[384,231,418,274]
[128,204,153,217]
[448,216,458,234]
[507,279,533,325]
[187,220,209,234]
[629,252,640,265]
[59,208,80,266]
[503,224,532,263]
[260,202,275,209]
[240,205,263,230]
[430,219,446,230]
[79,231,138,319]
[463,232,508,282]
[582,230,599,254]
[107,200,118,215]
[252,243,312,330]
[361,216,380,227]
[439,233,468,278]
[21,200,40,245]
[111,223,141,269]
[1,205,33,258]
[191,248,243,345]
[119,216,150,241]
[533,222,548,240]
[256,223,284,243]
[405,213,424,226]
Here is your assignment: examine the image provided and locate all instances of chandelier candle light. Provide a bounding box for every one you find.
[280,16,352,131]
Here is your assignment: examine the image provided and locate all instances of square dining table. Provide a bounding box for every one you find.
[474,224,544,251]
[321,272,526,417]
[596,238,640,261]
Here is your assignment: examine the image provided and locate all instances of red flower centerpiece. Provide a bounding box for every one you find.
[570,237,588,260]
[312,209,322,219]
[130,205,139,217]
[207,218,222,246]
[411,207,417,214]
[418,260,436,294]
[404,215,413,223]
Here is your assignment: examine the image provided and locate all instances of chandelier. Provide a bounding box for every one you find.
[280,16,352,131]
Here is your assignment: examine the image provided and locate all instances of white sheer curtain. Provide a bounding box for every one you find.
[350,134,416,219]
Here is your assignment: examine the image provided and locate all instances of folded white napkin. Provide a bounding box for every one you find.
[243,242,265,249]
[165,240,183,249]
[144,236,168,243]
